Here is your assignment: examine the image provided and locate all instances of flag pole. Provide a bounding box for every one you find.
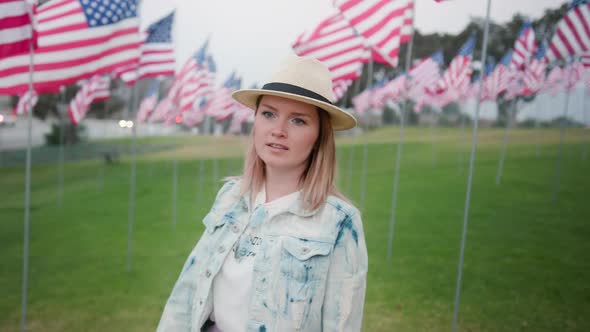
[0,110,3,167]
[452,0,492,331]
[197,157,205,212]
[582,88,587,161]
[552,62,574,202]
[457,100,468,175]
[386,0,415,262]
[346,79,362,196]
[20,35,35,332]
[496,98,517,185]
[98,97,108,191]
[126,78,139,272]
[126,4,143,271]
[429,106,440,167]
[57,87,66,207]
[172,153,179,229]
[359,57,373,211]
[534,93,543,157]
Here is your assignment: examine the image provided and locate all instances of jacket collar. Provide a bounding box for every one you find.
[238,184,321,218]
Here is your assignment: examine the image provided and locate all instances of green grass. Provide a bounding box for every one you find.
[1,127,589,331]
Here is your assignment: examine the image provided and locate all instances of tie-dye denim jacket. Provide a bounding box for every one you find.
[156,179,368,332]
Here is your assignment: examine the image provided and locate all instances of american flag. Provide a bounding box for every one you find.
[400,0,414,44]
[292,12,365,99]
[414,88,455,113]
[383,74,407,103]
[407,50,444,100]
[228,103,254,134]
[136,79,158,123]
[437,34,476,100]
[545,0,590,63]
[581,52,590,67]
[352,86,374,113]
[543,66,564,95]
[368,82,387,109]
[182,98,207,127]
[564,59,585,92]
[483,51,514,101]
[148,95,173,123]
[464,76,481,100]
[368,79,393,109]
[332,79,354,101]
[336,0,409,67]
[523,41,548,95]
[0,0,37,59]
[511,21,536,70]
[13,89,38,115]
[115,11,175,85]
[205,72,241,121]
[176,44,214,114]
[0,0,141,95]
[68,75,110,125]
[152,40,213,124]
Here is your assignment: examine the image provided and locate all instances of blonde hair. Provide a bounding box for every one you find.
[239,98,349,211]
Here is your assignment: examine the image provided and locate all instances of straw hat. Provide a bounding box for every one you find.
[232,55,357,130]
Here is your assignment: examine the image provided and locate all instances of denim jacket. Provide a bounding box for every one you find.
[156,179,368,332]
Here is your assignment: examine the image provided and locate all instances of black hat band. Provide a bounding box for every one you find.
[262,82,333,105]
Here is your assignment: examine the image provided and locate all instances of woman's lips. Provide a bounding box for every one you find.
[266,143,289,150]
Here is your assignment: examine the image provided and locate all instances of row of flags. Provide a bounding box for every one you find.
[342,0,590,114]
[0,0,253,131]
[292,0,415,100]
[1,0,590,131]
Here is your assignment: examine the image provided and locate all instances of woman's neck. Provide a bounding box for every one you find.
[264,168,303,202]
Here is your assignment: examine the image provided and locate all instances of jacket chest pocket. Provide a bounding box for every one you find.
[277,237,333,330]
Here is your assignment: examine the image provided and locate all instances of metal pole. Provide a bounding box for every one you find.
[458,102,468,175]
[0,112,3,167]
[429,107,439,167]
[172,157,178,228]
[359,58,374,211]
[197,158,205,210]
[452,1,492,331]
[57,89,65,208]
[126,83,140,273]
[213,157,219,186]
[582,90,587,161]
[387,0,415,261]
[534,94,542,157]
[496,98,517,185]
[98,98,108,191]
[126,3,143,272]
[20,37,35,332]
[346,79,362,196]
[552,77,573,202]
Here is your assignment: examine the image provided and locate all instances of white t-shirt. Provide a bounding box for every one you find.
[210,188,299,332]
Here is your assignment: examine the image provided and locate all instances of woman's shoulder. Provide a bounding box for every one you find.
[324,194,361,221]
[215,177,243,199]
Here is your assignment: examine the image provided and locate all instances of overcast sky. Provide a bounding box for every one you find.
[140,0,567,87]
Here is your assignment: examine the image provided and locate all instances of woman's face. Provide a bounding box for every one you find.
[253,95,320,176]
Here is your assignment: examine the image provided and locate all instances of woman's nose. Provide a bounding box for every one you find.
[270,119,288,137]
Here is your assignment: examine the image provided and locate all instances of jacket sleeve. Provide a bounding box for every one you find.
[156,179,239,332]
[322,210,369,332]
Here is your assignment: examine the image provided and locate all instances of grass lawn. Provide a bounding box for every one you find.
[1,127,589,331]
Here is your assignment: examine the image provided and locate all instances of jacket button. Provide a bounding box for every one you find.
[205,270,212,278]
[231,224,240,233]
[301,247,310,254]
[218,246,225,253]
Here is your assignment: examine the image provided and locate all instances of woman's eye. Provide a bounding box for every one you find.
[291,118,306,126]
[261,111,275,119]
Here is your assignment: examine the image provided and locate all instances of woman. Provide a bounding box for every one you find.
[157,55,368,332]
